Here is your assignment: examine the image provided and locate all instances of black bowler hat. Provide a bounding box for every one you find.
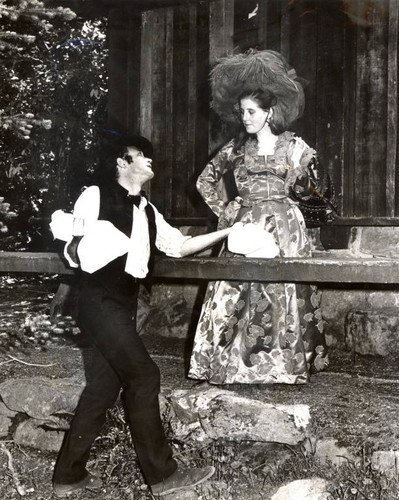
[99,127,154,159]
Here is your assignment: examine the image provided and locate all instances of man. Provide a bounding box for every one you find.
[52,134,231,497]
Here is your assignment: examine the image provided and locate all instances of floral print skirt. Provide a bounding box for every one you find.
[188,277,328,385]
[188,193,329,385]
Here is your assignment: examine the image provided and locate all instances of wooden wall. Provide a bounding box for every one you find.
[107,0,399,224]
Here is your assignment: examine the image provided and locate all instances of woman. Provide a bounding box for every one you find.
[188,50,331,385]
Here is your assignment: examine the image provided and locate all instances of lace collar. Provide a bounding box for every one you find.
[241,131,295,164]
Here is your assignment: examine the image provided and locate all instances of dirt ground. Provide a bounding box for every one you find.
[1,275,399,499]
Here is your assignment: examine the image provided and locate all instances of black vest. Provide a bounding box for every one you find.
[82,183,157,296]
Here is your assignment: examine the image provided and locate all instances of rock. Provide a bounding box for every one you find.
[0,377,84,419]
[162,489,199,499]
[0,400,17,418]
[306,438,355,467]
[145,283,200,338]
[350,227,399,258]
[0,415,12,438]
[345,308,399,356]
[137,296,150,332]
[169,387,310,445]
[241,441,293,469]
[372,450,399,478]
[271,478,331,500]
[13,418,65,453]
[321,288,399,347]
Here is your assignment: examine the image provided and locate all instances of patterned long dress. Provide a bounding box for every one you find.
[188,131,329,385]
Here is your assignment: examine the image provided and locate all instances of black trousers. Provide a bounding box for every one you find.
[53,281,177,486]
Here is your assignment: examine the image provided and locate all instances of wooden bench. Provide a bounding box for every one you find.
[0,251,398,285]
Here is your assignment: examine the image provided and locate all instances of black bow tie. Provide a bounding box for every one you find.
[127,194,142,207]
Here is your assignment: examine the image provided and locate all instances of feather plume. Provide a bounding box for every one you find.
[210,49,306,129]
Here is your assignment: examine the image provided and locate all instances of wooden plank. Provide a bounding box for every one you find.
[172,4,190,217]
[1,252,399,285]
[279,0,290,60]
[164,8,175,217]
[257,0,268,50]
[140,10,153,141]
[233,0,261,50]
[102,0,205,8]
[387,0,399,216]
[126,11,142,135]
[209,0,234,65]
[0,253,75,276]
[208,0,234,155]
[153,255,399,284]
[266,0,284,53]
[315,1,345,217]
[139,10,154,200]
[150,8,168,214]
[186,3,198,216]
[354,1,389,216]
[342,2,357,217]
[329,217,399,226]
[190,0,210,217]
[288,0,317,143]
[107,8,130,132]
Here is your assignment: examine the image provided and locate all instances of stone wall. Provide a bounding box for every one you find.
[147,226,399,357]
[321,227,399,354]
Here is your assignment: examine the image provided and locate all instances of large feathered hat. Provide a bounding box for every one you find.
[210,49,306,130]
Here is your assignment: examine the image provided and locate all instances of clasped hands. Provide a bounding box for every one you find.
[228,222,279,258]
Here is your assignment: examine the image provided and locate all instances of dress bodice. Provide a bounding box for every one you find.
[234,154,288,202]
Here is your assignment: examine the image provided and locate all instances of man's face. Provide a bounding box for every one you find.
[121,146,154,183]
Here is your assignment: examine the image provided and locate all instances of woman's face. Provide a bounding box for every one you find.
[239,97,270,134]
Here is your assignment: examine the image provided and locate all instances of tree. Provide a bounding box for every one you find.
[0,0,76,138]
[0,0,108,250]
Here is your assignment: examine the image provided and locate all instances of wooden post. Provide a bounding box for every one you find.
[387,0,399,216]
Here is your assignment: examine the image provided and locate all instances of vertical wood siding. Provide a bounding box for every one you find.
[353,1,389,216]
[108,0,399,222]
[315,3,346,214]
[135,2,210,218]
[387,0,399,216]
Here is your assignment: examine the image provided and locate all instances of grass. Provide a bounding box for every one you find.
[1,403,399,499]
[88,405,399,499]
[1,274,398,499]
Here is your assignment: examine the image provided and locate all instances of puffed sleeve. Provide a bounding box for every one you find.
[285,136,316,196]
[49,186,100,242]
[292,139,324,195]
[72,185,100,236]
[287,137,337,226]
[196,140,235,218]
[151,203,191,257]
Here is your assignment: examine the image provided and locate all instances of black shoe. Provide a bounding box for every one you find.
[53,473,102,497]
[150,465,215,497]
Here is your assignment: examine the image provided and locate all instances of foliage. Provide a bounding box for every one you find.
[0,0,108,250]
[1,275,399,499]
[0,0,75,139]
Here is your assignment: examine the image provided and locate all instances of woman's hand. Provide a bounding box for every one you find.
[285,138,311,194]
[217,199,241,230]
[284,168,309,194]
[289,137,308,168]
